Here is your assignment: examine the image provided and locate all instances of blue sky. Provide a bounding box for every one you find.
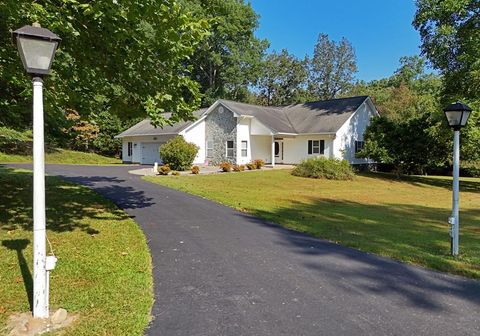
[250,0,424,82]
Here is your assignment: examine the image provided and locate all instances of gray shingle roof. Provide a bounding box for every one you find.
[116,109,208,138]
[116,96,370,138]
[220,96,369,134]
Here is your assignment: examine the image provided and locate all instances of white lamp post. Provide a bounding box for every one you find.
[443,101,473,257]
[12,23,61,318]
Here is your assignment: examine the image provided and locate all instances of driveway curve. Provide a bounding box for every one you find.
[8,164,480,336]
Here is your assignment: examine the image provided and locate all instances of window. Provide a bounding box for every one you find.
[355,140,365,154]
[241,141,248,157]
[206,139,214,158]
[127,142,133,157]
[308,140,325,155]
[226,140,234,158]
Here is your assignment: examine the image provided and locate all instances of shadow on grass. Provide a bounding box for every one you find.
[2,239,33,310]
[362,172,480,194]
[0,166,152,234]
[237,198,480,312]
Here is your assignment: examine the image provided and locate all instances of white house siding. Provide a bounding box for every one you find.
[181,119,206,164]
[333,101,375,164]
[282,135,334,164]
[236,118,251,165]
[251,135,272,163]
[122,139,133,162]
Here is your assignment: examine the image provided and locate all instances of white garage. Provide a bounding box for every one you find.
[140,142,163,165]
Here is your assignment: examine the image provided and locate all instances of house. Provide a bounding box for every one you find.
[115,96,379,166]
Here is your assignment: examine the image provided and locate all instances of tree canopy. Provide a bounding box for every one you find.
[308,33,357,100]
[0,0,210,130]
[414,0,480,101]
[255,49,308,106]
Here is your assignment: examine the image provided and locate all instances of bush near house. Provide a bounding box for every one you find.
[246,163,257,170]
[233,164,245,172]
[253,159,265,169]
[159,136,199,171]
[158,164,171,175]
[220,162,232,172]
[292,157,355,180]
[191,166,200,174]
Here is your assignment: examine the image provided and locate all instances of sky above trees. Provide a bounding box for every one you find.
[250,0,427,81]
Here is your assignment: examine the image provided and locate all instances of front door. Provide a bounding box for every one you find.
[274,140,283,163]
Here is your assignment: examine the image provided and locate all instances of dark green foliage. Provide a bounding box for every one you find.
[414,0,480,101]
[358,115,450,175]
[292,157,355,180]
[182,0,268,105]
[91,111,124,157]
[256,49,308,106]
[159,136,198,171]
[0,0,209,136]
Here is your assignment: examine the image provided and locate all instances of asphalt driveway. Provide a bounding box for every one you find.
[8,164,480,335]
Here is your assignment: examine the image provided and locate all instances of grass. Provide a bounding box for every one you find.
[0,149,121,165]
[0,167,152,335]
[145,170,480,279]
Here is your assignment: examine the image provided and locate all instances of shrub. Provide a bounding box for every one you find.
[246,163,256,170]
[232,164,245,172]
[159,136,199,171]
[292,157,355,180]
[0,127,32,154]
[253,159,265,169]
[191,166,200,174]
[172,171,180,176]
[158,164,171,175]
[220,161,232,172]
[462,161,480,177]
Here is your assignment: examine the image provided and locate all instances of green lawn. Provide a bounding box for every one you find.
[145,170,480,278]
[0,167,152,335]
[0,149,121,165]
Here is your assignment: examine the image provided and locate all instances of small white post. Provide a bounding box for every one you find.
[32,76,48,318]
[271,136,275,167]
[451,130,460,256]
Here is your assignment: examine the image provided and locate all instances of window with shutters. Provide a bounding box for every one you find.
[308,140,325,155]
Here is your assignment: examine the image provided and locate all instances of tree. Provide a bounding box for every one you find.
[256,49,308,106]
[414,0,480,101]
[182,0,268,105]
[0,0,210,133]
[358,115,449,175]
[308,34,357,100]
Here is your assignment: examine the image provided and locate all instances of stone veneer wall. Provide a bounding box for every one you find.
[205,106,237,164]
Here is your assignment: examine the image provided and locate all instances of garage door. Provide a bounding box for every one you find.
[141,142,163,164]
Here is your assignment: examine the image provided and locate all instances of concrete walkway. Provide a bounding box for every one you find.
[7,164,480,336]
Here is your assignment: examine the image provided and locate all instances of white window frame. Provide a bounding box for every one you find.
[241,140,248,157]
[226,140,234,158]
[206,139,214,158]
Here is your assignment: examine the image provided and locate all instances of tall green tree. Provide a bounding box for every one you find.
[256,49,308,106]
[182,0,268,105]
[0,0,210,132]
[414,0,480,101]
[308,33,357,100]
